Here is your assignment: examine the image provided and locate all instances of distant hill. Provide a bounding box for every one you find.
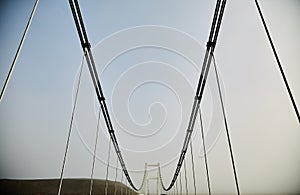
[0,178,139,195]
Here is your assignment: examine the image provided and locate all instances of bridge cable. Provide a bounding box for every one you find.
[189,140,197,195]
[69,0,228,192]
[125,178,128,195]
[57,53,85,195]
[254,0,300,124]
[139,164,148,194]
[89,108,101,195]
[105,139,112,195]
[212,54,240,194]
[120,167,124,195]
[175,179,178,195]
[0,0,39,103]
[114,156,119,195]
[179,171,182,194]
[199,108,211,195]
[68,0,145,190]
[159,0,227,191]
[183,158,188,195]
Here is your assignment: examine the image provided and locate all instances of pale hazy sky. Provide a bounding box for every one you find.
[0,0,299,194]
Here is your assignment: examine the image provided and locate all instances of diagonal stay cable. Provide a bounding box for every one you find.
[89,108,101,195]
[212,54,240,194]
[254,0,300,124]
[57,53,85,195]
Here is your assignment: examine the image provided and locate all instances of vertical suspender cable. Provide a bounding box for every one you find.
[105,139,112,195]
[125,179,128,195]
[212,54,240,194]
[57,54,85,195]
[0,0,39,103]
[175,179,178,195]
[114,157,119,195]
[179,171,182,194]
[189,140,197,195]
[89,109,101,195]
[254,0,300,123]
[121,167,124,195]
[199,108,211,195]
[183,158,188,195]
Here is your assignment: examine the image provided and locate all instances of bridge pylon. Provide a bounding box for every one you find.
[143,163,161,195]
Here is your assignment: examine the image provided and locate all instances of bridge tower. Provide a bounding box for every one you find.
[144,163,161,195]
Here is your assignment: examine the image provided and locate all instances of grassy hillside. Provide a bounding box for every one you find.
[0,178,139,195]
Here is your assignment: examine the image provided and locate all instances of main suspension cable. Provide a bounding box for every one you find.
[57,54,85,195]
[212,54,240,194]
[159,0,227,191]
[68,0,145,190]
[254,0,300,124]
[69,0,229,192]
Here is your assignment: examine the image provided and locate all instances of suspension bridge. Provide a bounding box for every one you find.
[0,0,299,194]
